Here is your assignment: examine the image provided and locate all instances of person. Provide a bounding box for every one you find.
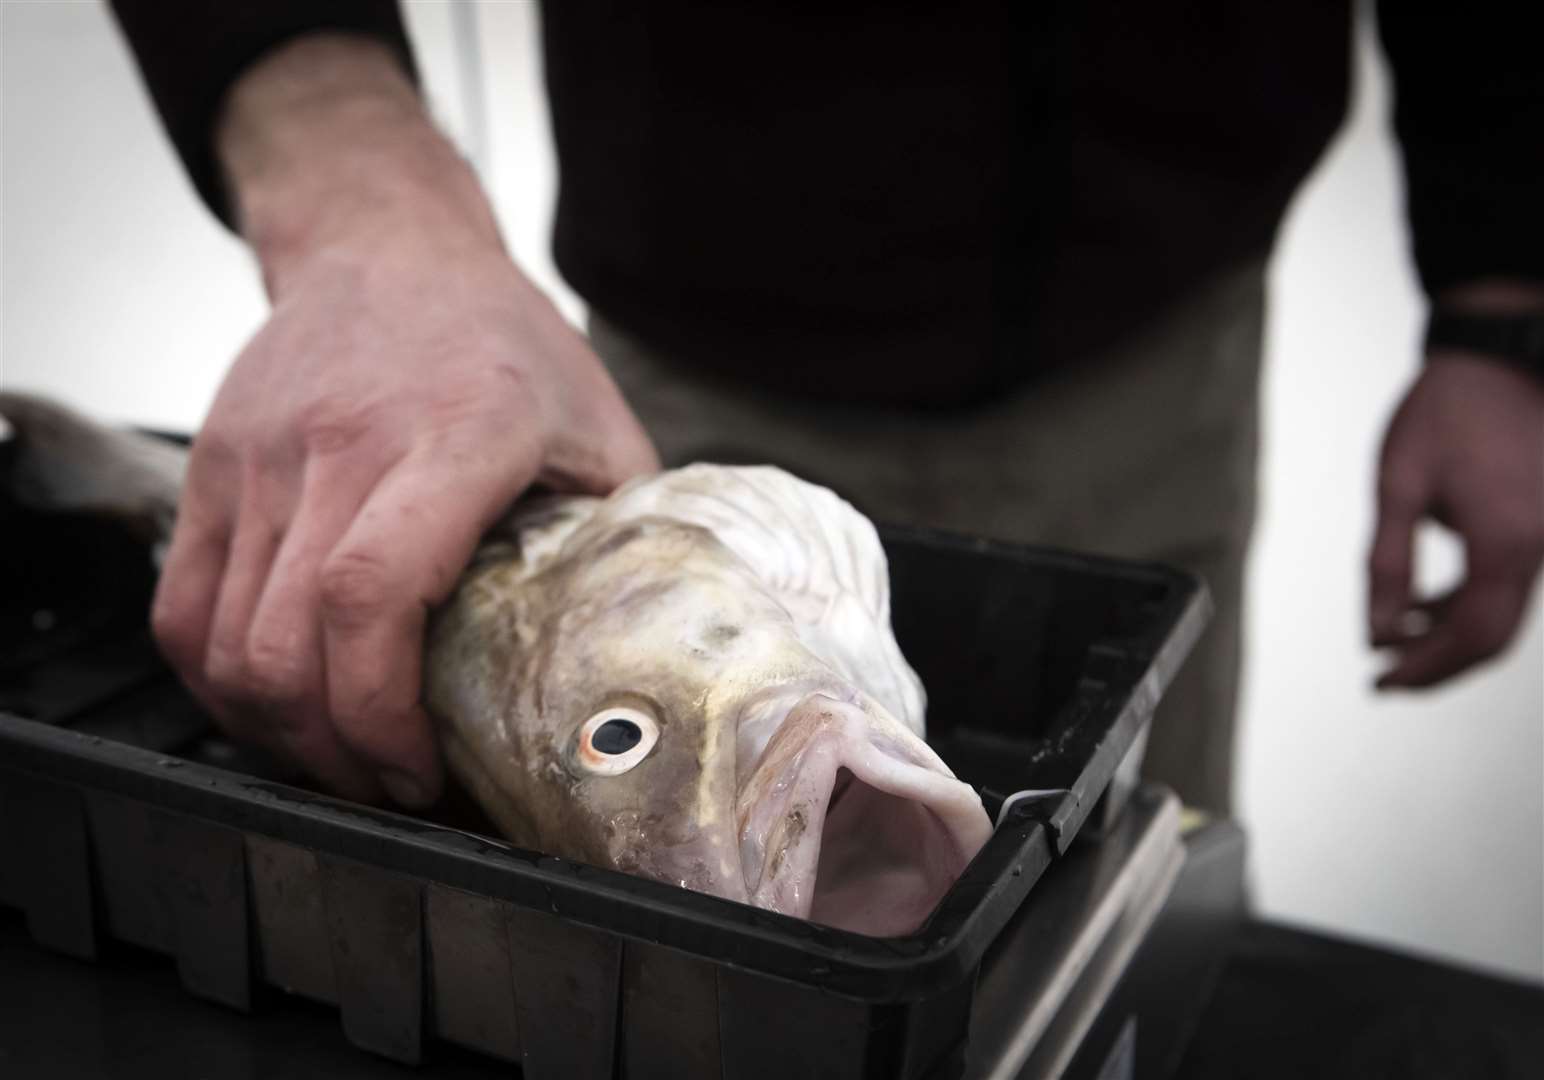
[108,2,1542,815]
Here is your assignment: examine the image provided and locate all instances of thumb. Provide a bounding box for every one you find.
[542,374,661,495]
[591,398,661,489]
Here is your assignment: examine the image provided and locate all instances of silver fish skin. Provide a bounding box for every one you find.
[1,392,993,935]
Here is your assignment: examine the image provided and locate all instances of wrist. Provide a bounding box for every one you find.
[1432,278,1544,317]
[218,34,503,297]
[1425,279,1544,383]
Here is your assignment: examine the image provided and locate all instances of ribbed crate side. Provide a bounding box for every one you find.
[621,940,722,1079]
[247,835,337,1003]
[84,791,172,953]
[151,810,251,1011]
[425,884,521,1062]
[506,906,623,1079]
[2,770,97,960]
[717,967,911,1079]
[318,855,425,1064]
[0,770,19,909]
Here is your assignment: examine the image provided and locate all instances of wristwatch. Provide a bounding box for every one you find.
[1424,310,1544,380]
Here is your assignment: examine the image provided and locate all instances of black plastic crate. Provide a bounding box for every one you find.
[0,501,1207,1079]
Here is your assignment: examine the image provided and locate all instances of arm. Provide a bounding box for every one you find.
[123,30,657,804]
[1368,5,1543,688]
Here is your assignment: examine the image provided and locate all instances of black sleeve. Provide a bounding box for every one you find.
[1377,4,1544,297]
[109,1,417,229]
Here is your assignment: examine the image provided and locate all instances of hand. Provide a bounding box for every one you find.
[1368,352,1544,688]
[150,36,658,806]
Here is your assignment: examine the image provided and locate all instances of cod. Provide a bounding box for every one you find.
[1,392,992,936]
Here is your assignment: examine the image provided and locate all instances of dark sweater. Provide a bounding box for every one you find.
[110,1,1543,407]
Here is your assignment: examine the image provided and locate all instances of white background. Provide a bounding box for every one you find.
[4,1,1539,982]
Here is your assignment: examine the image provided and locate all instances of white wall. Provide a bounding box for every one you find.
[3,2,1539,982]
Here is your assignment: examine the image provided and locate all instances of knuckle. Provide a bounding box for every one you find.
[187,430,240,477]
[202,634,301,707]
[329,701,377,747]
[329,696,402,760]
[319,550,393,623]
[150,595,196,662]
[241,637,308,706]
[481,361,541,416]
[300,395,378,456]
[202,638,246,693]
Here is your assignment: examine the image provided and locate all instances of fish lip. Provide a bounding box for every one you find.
[733,692,988,927]
[730,681,845,896]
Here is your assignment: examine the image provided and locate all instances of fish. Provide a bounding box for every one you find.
[0,392,992,936]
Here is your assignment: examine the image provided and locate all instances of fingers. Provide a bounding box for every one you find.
[1367,459,1426,648]
[152,446,386,803]
[152,422,539,809]
[1375,577,1531,689]
[319,441,537,806]
[242,455,387,801]
[151,451,236,725]
[204,493,282,702]
[1376,506,1543,688]
[1368,591,1450,647]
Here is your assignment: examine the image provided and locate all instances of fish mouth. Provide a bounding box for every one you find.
[735,693,992,936]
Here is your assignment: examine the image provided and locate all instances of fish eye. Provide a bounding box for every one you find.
[575,707,659,776]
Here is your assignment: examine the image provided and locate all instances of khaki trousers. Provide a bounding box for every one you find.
[588,262,1264,813]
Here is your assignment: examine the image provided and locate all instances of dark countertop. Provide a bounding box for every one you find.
[1176,920,1543,1080]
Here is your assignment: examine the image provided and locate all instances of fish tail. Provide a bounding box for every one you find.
[0,390,187,545]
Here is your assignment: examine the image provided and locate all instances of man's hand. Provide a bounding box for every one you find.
[1368,330,1544,689]
[151,36,658,807]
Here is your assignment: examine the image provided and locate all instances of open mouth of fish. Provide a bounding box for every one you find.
[734,693,989,937]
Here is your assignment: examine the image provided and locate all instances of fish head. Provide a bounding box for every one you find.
[431,514,991,935]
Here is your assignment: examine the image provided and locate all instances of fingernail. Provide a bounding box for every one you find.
[379,769,428,808]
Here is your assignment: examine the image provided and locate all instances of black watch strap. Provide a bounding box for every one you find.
[1424,310,1544,380]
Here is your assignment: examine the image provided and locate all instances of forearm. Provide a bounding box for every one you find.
[111,0,414,224]
[218,34,504,297]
